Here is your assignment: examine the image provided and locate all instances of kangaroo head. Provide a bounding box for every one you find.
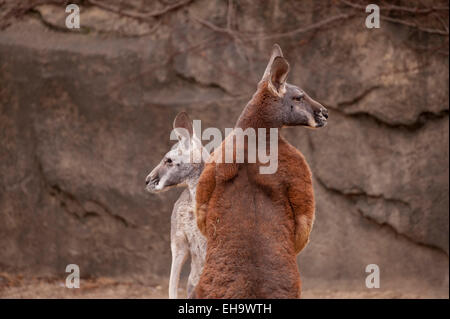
[257,44,328,128]
[145,112,207,193]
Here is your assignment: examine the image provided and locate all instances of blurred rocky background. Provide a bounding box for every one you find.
[0,0,448,298]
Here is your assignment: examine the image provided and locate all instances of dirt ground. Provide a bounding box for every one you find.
[1,274,447,299]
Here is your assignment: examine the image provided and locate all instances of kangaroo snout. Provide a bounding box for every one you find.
[145,171,160,191]
[321,107,328,119]
[312,105,328,128]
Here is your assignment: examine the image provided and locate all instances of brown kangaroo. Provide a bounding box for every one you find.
[194,44,328,298]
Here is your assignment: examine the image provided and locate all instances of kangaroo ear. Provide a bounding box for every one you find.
[173,112,193,137]
[173,112,193,149]
[268,56,290,96]
[261,44,284,83]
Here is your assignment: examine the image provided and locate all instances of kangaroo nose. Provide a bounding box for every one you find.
[145,174,152,185]
[321,108,328,119]
[146,173,159,186]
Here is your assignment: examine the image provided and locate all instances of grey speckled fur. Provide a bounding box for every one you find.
[170,185,207,298]
[145,112,208,299]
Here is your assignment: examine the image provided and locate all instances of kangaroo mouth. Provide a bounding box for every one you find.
[145,177,160,193]
[313,115,327,128]
[315,120,327,128]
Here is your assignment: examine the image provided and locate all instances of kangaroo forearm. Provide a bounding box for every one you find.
[195,188,213,236]
[294,213,314,254]
[195,163,216,236]
[287,178,315,254]
[195,203,208,236]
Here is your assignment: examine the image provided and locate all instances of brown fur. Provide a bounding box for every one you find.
[194,45,325,299]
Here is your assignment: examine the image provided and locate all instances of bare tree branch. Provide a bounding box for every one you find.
[380,14,449,35]
[340,0,449,36]
[87,0,193,20]
[247,13,354,40]
[192,12,354,41]
[342,0,448,14]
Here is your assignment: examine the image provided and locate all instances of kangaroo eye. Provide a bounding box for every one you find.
[293,95,303,101]
[166,158,172,164]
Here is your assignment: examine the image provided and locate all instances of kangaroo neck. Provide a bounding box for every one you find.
[235,85,282,130]
[187,178,198,201]
[186,163,204,201]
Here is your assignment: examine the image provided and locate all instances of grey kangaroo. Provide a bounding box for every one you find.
[145,112,208,299]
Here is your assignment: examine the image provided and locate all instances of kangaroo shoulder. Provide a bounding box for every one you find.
[173,189,192,216]
[279,141,312,182]
[209,140,239,183]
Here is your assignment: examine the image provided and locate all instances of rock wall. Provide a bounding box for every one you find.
[0,0,448,296]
